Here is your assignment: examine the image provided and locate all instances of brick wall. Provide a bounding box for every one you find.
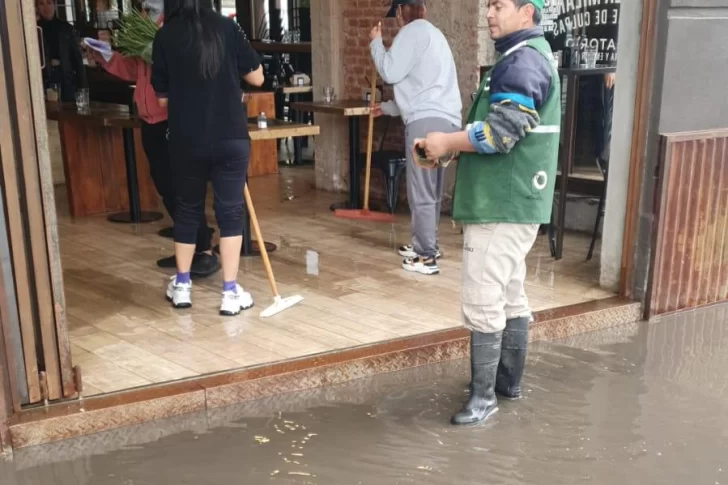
[343,1,405,153]
[338,0,482,212]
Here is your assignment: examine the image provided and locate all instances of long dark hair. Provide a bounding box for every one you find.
[164,0,223,79]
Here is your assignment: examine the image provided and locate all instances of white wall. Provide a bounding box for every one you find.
[599,0,643,291]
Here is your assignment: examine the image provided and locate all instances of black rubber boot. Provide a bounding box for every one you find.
[451,330,502,426]
[495,316,529,400]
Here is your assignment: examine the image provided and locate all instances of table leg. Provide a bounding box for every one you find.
[555,73,579,260]
[292,93,304,166]
[108,127,164,224]
[213,183,277,257]
[330,116,361,211]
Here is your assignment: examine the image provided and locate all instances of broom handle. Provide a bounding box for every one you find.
[362,62,378,210]
[244,184,279,298]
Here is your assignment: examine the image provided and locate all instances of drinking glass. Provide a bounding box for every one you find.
[75,88,90,111]
[584,47,598,69]
[47,83,61,102]
[323,86,335,103]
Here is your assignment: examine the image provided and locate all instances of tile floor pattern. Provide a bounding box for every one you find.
[54,160,613,397]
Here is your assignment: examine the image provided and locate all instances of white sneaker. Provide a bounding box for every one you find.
[166,276,192,309]
[398,244,442,259]
[220,284,254,316]
[402,256,440,275]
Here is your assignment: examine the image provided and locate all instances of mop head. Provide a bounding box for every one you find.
[334,208,396,223]
[260,294,304,318]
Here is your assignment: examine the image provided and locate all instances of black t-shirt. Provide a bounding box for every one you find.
[151,12,260,151]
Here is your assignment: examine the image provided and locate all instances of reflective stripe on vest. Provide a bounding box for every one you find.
[530,125,560,133]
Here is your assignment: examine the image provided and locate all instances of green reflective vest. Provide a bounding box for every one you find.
[452,36,561,225]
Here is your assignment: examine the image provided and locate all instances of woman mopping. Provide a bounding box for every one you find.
[369,0,462,276]
[87,0,219,278]
[151,0,264,314]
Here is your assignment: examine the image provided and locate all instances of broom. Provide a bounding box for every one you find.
[334,61,396,223]
[243,184,303,317]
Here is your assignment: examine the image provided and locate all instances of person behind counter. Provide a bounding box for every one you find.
[86,0,219,278]
[151,0,264,315]
[36,0,87,102]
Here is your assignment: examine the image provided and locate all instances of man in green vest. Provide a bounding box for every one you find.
[415,0,560,426]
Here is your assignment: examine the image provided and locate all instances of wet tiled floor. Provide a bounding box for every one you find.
[4,306,727,484]
[54,152,613,396]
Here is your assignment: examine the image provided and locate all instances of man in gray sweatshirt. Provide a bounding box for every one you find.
[370,0,462,276]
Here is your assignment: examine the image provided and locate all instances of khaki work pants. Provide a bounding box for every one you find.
[461,222,540,333]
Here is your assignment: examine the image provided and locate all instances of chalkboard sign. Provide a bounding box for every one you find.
[542,0,621,67]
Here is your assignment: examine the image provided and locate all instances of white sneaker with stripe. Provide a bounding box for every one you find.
[398,244,442,259]
[166,276,192,309]
[220,284,255,316]
[402,256,440,275]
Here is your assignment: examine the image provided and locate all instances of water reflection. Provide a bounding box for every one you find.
[3,305,728,484]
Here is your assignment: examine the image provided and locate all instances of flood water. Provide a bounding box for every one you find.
[3,305,728,484]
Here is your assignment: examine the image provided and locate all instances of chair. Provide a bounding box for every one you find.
[586,78,614,261]
[357,116,407,213]
[586,158,608,261]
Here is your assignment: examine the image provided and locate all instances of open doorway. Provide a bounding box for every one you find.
[7,0,640,405]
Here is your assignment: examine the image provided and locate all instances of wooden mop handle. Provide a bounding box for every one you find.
[362,62,378,210]
[243,184,279,297]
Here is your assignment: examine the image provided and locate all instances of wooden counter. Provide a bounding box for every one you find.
[46,100,319,218]
[46,102,158,218]
[248,122,319,141]
[244,91,277,177]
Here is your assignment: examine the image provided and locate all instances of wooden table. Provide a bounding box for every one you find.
[47,100,319,227]
[290,99,371,211]
[552,66,616,260]
[227,120,321,257]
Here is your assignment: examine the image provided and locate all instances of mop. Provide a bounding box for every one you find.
[243,184,303,317]
[333,62,396,223]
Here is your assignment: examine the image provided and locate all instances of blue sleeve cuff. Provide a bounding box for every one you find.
[467,122,497,154]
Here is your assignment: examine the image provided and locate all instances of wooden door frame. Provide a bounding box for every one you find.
[0,0,76,408]
[619,0,661,300]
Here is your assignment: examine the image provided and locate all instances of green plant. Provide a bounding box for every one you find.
[112,8,158,63]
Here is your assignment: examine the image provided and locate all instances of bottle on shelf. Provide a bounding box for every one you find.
[257,112,268,129]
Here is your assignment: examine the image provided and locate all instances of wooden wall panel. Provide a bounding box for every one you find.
[0,10,42,405]
[0,0,80,404]
[646,129,728,318]
[57,121,159,217]
[246,91,279,177]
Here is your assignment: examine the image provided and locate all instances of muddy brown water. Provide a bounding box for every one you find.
[3,306,728,484]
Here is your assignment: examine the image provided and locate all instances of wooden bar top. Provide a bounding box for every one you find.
[45,101,137,127]
[278,85,314,95]
[46,101,319,139]
[248,122,319,141]
[291,99,371,117]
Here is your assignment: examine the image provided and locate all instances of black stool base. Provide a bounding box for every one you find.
[329,201,386,212]
[108,211,164,224]
[330,201,354,211]
[213,240,277,257]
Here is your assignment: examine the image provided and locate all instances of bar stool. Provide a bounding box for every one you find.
[356,117,407,213]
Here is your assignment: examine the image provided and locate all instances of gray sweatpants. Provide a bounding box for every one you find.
[404,117,460,259]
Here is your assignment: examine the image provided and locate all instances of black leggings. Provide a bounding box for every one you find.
[140,120,212,252]
[173,139,250,245]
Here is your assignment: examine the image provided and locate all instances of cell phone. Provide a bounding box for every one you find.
[415,144,427,159]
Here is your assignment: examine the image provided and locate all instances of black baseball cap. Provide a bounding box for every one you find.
[385,0,426,18]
